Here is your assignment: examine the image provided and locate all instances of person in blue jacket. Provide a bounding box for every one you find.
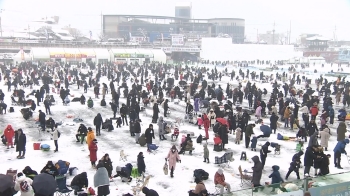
[333,139,349,169]
[268,165,284,192]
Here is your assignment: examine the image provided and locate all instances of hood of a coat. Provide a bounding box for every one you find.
[272,165,279,171]
[158,116,163,121]
[251,155,260,163]
[6,124,13,130]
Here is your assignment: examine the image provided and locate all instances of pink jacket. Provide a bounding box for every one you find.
[255,106,262,117]
[197,118,203,126]
[166,150,181,170]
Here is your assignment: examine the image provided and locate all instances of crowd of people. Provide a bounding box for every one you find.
[0,60,349,196]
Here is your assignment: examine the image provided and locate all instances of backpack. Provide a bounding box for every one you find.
[20,181,29,192]
[57,130,61,138]
[193,169,209,180]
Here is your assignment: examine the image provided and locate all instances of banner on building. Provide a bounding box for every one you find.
[171,34,184,46]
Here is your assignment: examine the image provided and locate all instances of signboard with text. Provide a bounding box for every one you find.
[309,181,350,196]
[162,47,200,53]
[171,34,184,46]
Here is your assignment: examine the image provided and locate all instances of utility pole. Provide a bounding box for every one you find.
[272,21,275,45]
[100,11,103,41]
[289,21,291,45]
[0,9,3,37]
[28,25,30,39]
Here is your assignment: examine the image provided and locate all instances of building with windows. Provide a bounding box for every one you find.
[102,8,245,44]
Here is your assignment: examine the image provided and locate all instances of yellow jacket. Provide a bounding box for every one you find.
[86,131,95,146]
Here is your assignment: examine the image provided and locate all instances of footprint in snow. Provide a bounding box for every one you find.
[156,182,170,189]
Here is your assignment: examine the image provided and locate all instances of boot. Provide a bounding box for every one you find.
[170,168,174,178]
[203,158,206,163]
[206,158,209,163]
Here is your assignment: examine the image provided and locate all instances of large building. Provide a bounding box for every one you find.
[103,7,245,44]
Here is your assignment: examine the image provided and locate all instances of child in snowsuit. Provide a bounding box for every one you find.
[285,159,301,180]
[268,165,284,192]
[116,117,122,128]
[203,143,209,163]
[251,135,257,151]
[235,128,242,144]
[197,115,203,129]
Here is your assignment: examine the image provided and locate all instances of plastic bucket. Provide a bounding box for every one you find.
[33,143,41,150]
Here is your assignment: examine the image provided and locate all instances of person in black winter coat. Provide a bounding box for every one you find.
[14,129,26,158]
[46,117,55,131]
[269,113,279,134]
[304,145,319,176]
[94,113,103,136]
[22,166,38,179]
[109,102,118,118]
[285,159,301,180]
[218,124,228,149]
[70,172,88,194]
[260,142,271,168]
[137,152,146,176]
[152,103,159,123]
[186,102,194,114]
[120,104,129,126]
[40,161,58,177]
[38,110,46,132]
[142,187,159,196]
[43,98,51,115]
[163,99,169,117]
[307,121,319,136]
[134,119,141,143]
[76,124,88,144]
[145,124,155,152]
[100,154,113,178]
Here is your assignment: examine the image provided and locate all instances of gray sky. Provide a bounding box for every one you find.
[1,0,349,41]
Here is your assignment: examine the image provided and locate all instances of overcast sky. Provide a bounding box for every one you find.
[1,0,349,41]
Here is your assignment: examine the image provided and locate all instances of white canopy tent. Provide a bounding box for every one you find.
[151,49,167,63]
[13,51,31,63]
[31,48,50,60]
[93,49,110,63]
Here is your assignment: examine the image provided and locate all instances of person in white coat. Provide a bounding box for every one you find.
[320,126,331,151]
[14,172,34,196]
[51,124,59,152]
[207,109,216,127]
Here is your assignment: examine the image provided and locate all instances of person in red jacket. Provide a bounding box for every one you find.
[89,139,98,168]
[203,113,210,139]
[4,124,15,149]
[214,168,231,195]
[310,104,319,120]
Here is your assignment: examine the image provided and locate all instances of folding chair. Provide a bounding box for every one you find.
[238,165,252,187]
[56,176,72,196]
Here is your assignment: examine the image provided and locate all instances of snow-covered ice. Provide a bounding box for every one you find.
[1,62,350,196]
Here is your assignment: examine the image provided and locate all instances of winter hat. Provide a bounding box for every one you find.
[17,172,23,178]
[217,168,223,175]
[88,127,92,131]
[171,145,177,150]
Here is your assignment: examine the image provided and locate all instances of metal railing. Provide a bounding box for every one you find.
[227,171,350,196]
